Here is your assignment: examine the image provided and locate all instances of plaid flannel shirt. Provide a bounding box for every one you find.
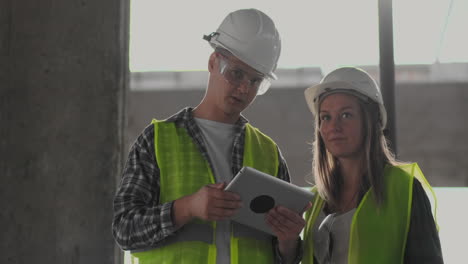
[112,107,301,263]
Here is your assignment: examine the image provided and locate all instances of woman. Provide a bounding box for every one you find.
[300,67,443,264]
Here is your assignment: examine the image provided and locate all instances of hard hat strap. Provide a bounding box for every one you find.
[203,32,219,42]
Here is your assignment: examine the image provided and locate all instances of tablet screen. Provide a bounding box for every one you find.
[225,166,314,235]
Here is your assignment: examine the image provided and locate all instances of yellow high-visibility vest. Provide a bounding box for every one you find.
[131,119,280,264]
[303,163,437,264]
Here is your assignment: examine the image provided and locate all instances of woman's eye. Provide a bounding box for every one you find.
[320,115,330,121]
[342,112,352,119]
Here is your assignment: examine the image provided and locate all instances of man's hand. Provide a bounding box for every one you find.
[266,202,312,263]
[266,205,307,241]
[173,183,242,228]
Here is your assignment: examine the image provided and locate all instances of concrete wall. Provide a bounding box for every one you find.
[396,83,468,186]
[0,1,128,263]
[127,82,468,187]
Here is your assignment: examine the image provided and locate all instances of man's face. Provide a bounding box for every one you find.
[207,52,265,116]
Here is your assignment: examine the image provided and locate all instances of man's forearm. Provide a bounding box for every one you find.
[112,200,175,251]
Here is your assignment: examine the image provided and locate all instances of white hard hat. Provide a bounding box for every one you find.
[204,8,282,82]
[304,67,387,128]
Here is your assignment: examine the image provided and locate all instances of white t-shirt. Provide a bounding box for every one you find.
[195,117,237,264]
[312,208,356,264]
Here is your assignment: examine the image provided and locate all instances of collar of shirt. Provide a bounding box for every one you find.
[166,107,248,177]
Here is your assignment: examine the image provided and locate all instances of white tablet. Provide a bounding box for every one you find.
[225,166,314,235]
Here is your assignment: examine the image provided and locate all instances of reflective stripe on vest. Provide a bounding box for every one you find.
[130,120,279,264]
[303,163,436,264]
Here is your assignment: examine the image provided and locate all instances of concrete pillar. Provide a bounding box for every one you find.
[0,1,128,263]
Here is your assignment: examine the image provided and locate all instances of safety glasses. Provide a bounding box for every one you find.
[217,53,271,95]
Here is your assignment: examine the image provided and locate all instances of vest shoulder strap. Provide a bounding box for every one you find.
[243,123,279,176]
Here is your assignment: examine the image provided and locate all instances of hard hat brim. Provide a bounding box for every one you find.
[304,81,387,129]
[208,39,278,80]
[305,81,361,113]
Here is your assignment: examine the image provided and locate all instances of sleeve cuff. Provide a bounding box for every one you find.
[160,201,176,236]
[273,237,303,264]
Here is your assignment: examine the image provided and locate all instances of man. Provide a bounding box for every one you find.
[113,8,303,264]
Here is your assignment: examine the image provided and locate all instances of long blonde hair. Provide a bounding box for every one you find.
[312,95,400,208]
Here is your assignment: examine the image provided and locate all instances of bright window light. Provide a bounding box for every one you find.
[129,0,467,73]
[393,0,468,64]
[434,188,467,263]
[129,0,379,72]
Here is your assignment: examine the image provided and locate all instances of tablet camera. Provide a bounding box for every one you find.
[250,195,275,213]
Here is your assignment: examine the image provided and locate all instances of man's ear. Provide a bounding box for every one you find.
[208,52,217,73]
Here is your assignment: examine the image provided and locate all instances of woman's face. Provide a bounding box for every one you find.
[319,93,364,159]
